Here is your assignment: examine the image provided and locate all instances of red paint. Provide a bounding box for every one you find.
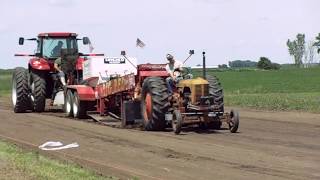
[38,32,77,37]
[138,64,166,71]
[67,85,95,101]
[76,57,84,70]
[145,93,152,119]
[29,58,52,71]
[98,98,105,115]
[139,71,168,77]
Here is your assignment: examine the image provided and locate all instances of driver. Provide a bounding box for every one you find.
[53,57,66,86]
[50,42,66,105]
[51,41,66,86]
[165,53,183,94]
[51,41,64,57]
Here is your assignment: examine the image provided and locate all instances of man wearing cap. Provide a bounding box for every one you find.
[165,53,183,94]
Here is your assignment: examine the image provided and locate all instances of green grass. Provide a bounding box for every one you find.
[194,67,320,112]
[0,69,12,97]
[0,74,11,97]
[2,67,320,112]
[0,140,117,180]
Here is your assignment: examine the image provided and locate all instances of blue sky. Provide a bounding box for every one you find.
[0,0,319,68]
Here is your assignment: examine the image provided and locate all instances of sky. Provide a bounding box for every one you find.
[0,0,319,68]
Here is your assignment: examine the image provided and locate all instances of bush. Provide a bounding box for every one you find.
[218,64,228,69]
[257,57,280,70]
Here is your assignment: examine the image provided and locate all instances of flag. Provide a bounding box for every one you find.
[136,38,146,48]
[88,38,94,53]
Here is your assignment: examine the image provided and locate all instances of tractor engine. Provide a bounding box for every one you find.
[177,78,210,105]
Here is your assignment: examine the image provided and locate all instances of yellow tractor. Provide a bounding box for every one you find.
[166,51,239,134]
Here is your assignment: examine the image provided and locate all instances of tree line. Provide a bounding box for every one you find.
[287,33,320,67]
[226,58,279,70]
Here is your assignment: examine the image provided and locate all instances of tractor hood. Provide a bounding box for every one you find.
[178,77,209,87]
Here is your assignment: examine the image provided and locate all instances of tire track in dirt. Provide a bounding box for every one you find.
[0,97,320,180]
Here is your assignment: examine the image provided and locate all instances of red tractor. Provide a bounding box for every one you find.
[12,32,96,113]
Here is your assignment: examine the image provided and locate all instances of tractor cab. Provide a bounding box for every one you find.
[17,32,90,72]
[35,33,79,60]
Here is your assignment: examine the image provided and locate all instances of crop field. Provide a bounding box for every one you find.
[2,67,320,112]
[194,67,320,112]
[0,69,12,97]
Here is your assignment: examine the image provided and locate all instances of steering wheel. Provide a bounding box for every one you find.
[174,67,193,79]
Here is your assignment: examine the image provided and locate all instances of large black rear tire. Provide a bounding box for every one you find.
[207,75,224,113]
[141,77,170,131]
[31,70,46,112]
[12,67,31,113]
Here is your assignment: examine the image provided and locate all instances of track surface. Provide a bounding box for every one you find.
[0,97,319,180]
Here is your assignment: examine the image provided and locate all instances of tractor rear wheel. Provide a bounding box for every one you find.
[141,77,170,131]
[12,67,31,113]
[207,75,224,113]
[31,70,46,112]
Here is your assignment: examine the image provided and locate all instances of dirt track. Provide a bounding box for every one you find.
[0,96,319,180]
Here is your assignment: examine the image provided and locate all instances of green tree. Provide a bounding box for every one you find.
[287,33,305,67]
[257,57,272,70]
[257,57,281,70]
[313,33,320,53]
[218,64,228,69]
[228,60,257,68]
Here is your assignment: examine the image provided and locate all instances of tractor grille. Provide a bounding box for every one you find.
[194,84,209,103]
[195,85,202,102]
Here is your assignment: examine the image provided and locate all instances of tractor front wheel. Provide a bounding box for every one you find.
[229,110,239,133]
[141,77,170,131]
[172,110,182,134]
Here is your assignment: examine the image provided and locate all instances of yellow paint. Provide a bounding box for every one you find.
[177,77,209,104]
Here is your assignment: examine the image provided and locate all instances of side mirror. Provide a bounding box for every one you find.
[83,37,90,45]
[121,51,126,56]
[19,37,24,45]
[189,50,194,55]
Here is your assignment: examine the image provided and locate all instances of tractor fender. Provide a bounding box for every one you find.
[29,58,52,71]
[67,85,96,101]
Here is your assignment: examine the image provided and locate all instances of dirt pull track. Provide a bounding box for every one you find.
[0,97,319,180]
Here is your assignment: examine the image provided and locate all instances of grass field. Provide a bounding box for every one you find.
[0,140,116,180]
[2,67,320,112]
[194,67,320,112]
[0,69,12,97]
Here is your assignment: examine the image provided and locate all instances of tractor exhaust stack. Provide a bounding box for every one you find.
[202,51,206,79]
